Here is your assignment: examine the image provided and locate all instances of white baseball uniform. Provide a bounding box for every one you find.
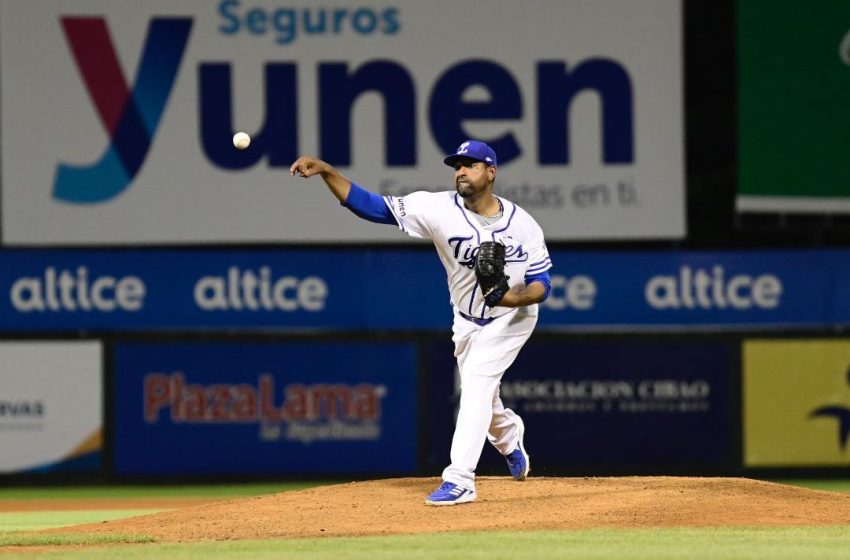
[384,190,552,491]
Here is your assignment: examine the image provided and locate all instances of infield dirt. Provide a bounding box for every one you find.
[50,477,850,542]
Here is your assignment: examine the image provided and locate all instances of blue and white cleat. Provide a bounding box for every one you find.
[425,481,477,506]
[505,416,530,480]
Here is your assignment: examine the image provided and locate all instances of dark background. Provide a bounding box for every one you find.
[673,2,850,250]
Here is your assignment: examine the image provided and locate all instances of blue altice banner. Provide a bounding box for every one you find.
[538,249,836,329]
[113,341,417,475]
[0,248,845,331]
[425,339,732,473]
[0,249,445,330]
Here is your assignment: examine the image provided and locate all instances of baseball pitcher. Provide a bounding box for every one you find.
[290,140,552,505]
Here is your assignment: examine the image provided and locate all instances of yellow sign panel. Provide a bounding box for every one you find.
[743,339,850,467]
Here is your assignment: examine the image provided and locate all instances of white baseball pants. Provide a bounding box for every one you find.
[441,305,538,491]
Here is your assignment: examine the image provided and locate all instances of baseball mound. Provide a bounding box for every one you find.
[57,477,850,542]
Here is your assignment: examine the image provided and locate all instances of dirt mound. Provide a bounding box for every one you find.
[59,477,850,542]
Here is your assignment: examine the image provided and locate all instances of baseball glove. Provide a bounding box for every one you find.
[475,241,510,306]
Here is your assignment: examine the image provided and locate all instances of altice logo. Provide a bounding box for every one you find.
[54,17,192,204]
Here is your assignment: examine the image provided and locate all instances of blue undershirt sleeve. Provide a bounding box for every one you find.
[341,182,398,225]
[524,270,552,301]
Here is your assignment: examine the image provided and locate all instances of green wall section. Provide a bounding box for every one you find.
[738,0,850,200]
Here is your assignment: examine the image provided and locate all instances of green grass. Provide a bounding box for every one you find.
[772,480,850,493]
[0,510,163,532]
[2,528,850,560]
[0,482,330,500]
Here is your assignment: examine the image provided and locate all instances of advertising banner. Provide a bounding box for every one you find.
[426,339,732,472]
[537,249,832,330]
[0,248,845,332]
[0,0,684,244]
[0,341,102,474]
[738,0,850,212]
[743,339,850,467]
[0,249,396,331]
[113,341,417,475]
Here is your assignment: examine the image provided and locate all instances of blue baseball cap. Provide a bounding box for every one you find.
[443,140,498,168]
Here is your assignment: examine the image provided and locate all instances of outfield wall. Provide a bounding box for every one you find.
[1,247,849,480]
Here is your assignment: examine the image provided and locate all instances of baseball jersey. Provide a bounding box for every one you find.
[384,191,552,320]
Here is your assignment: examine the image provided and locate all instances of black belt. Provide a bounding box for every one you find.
[458,311,496,326]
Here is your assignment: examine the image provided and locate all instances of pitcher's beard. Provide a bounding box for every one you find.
[456,184,474,198]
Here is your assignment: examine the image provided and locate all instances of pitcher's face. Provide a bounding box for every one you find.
[453,158,495,198]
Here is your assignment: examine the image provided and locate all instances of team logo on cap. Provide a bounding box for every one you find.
[456,142,470,155]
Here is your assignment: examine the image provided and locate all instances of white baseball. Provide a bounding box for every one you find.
[232,131,251,150]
